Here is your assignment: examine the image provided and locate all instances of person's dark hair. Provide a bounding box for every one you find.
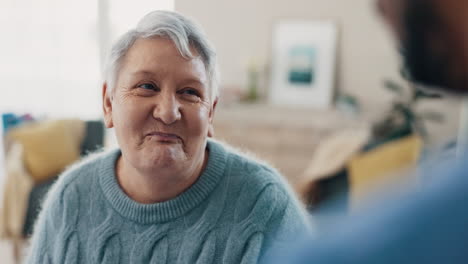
[402,0,468,94]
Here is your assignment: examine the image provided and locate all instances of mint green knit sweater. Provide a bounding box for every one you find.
[25,139,311,263]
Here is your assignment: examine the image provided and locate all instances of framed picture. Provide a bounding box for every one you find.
[269,20,338,108]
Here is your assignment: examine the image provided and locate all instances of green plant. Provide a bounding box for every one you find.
[372,79,444,144]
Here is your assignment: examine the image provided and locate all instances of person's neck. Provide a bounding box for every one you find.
[116,149,209,204]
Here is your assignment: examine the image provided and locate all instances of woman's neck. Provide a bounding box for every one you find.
[116,149,209,204]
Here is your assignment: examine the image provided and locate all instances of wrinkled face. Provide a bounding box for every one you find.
[377,0,468,93]
[103,37,216,176]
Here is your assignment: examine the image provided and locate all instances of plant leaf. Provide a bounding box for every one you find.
[384,79,405,95]
[420,111,445,123]
[415,89,443,100]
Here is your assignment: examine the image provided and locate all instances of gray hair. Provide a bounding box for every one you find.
[104,10,219,101]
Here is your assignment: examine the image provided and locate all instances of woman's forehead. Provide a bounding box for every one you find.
[120,38,208,83]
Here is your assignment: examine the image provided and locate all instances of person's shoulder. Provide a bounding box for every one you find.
[45,148,119,204]
[210,140,297,205]
[213,140,287,185]
[58,148,117,186]
[210,140,312,233]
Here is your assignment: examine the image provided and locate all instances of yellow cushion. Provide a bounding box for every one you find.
[348,135,423,209]
[9,119,85,183]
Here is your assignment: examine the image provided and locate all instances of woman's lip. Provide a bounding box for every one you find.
[147,132,181,141]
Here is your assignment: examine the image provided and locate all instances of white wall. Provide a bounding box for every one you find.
[176,0,401,110]
[0,125,5,208]
[0,0,174,120]
[176,0,461,143]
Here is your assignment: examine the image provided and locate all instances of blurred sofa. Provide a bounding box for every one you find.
[23,120,104,237]
[0,119,104,240]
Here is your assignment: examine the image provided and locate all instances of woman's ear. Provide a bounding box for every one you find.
[208,125,215,137]
[102,82,114,128]
[207,98,218,137]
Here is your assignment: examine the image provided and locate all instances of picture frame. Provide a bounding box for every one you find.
[269,20,338,108]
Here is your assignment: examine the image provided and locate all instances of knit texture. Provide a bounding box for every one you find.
[25,139,311,263]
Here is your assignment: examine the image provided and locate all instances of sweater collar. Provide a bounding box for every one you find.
[99,139,228,224]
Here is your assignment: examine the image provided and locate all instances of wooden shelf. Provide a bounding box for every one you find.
[213,104,369,185]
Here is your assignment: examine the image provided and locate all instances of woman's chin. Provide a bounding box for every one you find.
[143,145,186,170]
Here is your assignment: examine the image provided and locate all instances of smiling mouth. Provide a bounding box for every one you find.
[146,132,182,143]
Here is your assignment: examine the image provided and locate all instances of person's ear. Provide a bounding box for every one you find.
[102,82,114,128]
[207,98,218,138]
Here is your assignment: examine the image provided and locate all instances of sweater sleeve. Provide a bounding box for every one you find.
[221,164,313,264]
[24,183,59,263]
[24,175,80,264]
[259,183,314,263]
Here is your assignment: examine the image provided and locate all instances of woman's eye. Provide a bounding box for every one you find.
[138,83,157,90]
[181,89,200,97]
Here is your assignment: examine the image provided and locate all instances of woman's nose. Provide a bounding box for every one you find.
[152,92,181,125]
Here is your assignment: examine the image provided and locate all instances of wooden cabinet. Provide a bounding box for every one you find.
[213,104,368,186]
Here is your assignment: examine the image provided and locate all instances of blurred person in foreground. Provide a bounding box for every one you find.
[267,0,468,263]
[25,10,310,263]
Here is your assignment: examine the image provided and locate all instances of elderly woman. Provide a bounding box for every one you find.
[25,10,310,263]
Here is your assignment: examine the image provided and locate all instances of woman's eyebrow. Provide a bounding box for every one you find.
[130,70,157,77]
[129,70,205,87]
[181,78,204,86]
